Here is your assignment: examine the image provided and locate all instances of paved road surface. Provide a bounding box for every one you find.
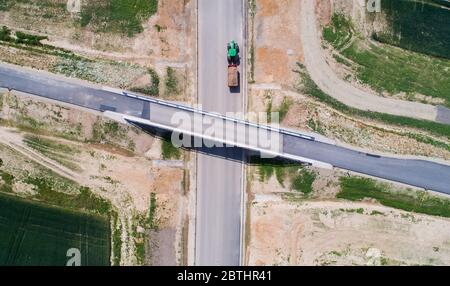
[1,61,450,194]
[196,0,244,265]
[2,63,450,193]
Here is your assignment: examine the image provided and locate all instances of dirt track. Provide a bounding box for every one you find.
[300,0,448,123]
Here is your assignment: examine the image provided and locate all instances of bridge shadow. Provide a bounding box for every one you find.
[128,121,307,167]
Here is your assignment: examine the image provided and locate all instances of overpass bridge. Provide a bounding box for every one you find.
[119,93,450,194]
[1,63,450,193]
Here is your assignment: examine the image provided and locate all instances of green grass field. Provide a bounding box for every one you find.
[0,193,110,266]
[374,0,450,59]
[161,138,181,160]
[81,0,159,36]
[337,176,450,218]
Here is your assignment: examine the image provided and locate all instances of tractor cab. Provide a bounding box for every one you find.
[227,41,240,65]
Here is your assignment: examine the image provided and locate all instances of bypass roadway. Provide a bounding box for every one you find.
[196,0,244,265]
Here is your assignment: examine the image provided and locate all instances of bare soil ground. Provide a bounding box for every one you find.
[246,165,450,266]
[246,0,450,266]
[252,0,303,85]
[248,198,450,265]
[0,91,189,266]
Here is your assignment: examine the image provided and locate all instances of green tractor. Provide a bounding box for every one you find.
[227,40,240,65]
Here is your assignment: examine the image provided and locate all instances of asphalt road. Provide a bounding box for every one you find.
[196,0,244,266]
[132,101,450,193]
[2,60,450,193]
[0,63,147,117]
[2,62,450,193]
[283,136,450,192]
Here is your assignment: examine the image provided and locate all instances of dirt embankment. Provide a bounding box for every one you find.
[0,91,189,266]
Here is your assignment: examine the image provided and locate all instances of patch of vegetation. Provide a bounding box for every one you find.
[133,194,158,265]
[323,13,450,106]
[258,163,274,182]
[0,0,14,11]
[291,168,316,195]
[307,118,325,135]
[0,169,14,193]
[135,239,145,265]
[15,31,47,46]
[111,212,122,266]
[249,44,255,84]
[15,115,46,132]
[51,56,147,88]
[24,176,111,216]
[2,143,111,216]
[338,176,450,218]
[370,210,385,216]
[147,192,157,230]
[80,0,159,37]
[294,63,450,140]
[148,68,160,96]
[0,192,110,266]
[154,24,165,32]
[23,135,81,171]
[251,157,284,182]
[277,97,292,122]
[250,157,314,193]
[165,67,179,95]
[329,250,342,257]
[265,100,273,123]
[248,0,256,83]
[340,208,364,214]
[132,68,160,96]
[161,138,181,160]
[0,25,148,90]
[24,135,78,154]
[266,98,292,123]
[0,25,47,46]
[373,0,450,59]
[332,53,352,67]
[323,13,355,51]
[0,26,12,42]
[0,143,112,265]
[92,120,128,145]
